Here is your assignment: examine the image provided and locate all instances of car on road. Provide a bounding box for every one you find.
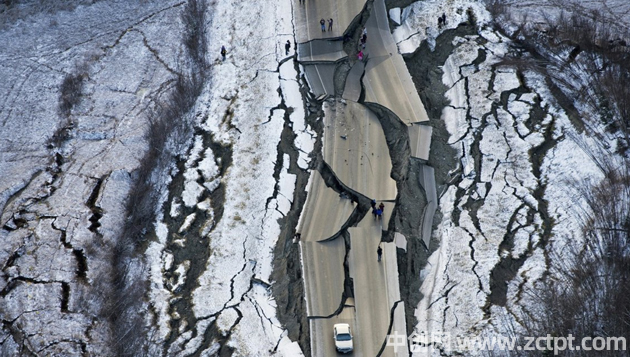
[333,323,353,353]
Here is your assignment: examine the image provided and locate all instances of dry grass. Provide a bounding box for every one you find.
[519,155,630,356]
[106,1,209,355]
[488,1,630,155]
[484,2,630,353]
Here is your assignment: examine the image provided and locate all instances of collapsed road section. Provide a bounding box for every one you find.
[288,0,438,355]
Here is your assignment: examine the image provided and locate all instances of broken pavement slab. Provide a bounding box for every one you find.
[323,100,397,201]
[292,0,367,44]
[298,170,353,316]
[408,122,433,160]
[303,63,337,97]
[297,170,355,241]
[342,60,365,102]
[348,226,405,357]
[394,232,407,251]
[418,164,437,249]
[298,39,346,63]
[301,239,347,318]
[362,0,429,126]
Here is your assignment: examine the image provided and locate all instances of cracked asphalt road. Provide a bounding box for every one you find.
[294,0,432,355]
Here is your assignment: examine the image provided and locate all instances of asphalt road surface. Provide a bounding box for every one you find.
[323,101,396,202]
[363,0,429,126]
[294,0,432,355]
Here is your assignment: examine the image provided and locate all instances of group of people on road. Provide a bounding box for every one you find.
[371,199,385,219]
[357,27,368,61]
[372,199,385,262]
[320,18,333,32]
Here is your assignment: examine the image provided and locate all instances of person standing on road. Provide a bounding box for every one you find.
[377,245,383,262]
[285,40,291,55]
[320,18,326,32]
[220,45,227,61]
[328,18,333,31]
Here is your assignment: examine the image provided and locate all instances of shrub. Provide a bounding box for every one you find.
[107,1,209,355]
[58,72,85,117]
[522,157,630,356]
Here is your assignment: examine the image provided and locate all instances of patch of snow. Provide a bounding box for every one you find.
[390,8,402,25]
[178,213,196,233]
[172,0,307,353]
[415,25,608,352]
[146,242,172,342]
[278,339,305,357]
[394,0,491,54]
[170,260,190,293]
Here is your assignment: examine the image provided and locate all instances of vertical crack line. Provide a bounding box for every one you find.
[375,299,405,357]
[463,228,484,293]
[60,282,70,313]
[86,175,106,234]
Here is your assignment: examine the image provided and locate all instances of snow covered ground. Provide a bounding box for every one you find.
[0,1,185,355]
[393,0,491,54]
[3,0,627,354]
[0,0,309,354]
[393,0,623,355]
[145,0,310,355]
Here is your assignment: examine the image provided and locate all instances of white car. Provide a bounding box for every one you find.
[333,323,353,353]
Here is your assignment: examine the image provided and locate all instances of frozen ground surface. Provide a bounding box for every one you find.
[497,0,630,31]
[393,0,628,355]
[2,0,628,355]
[393,0,630,54]
[148,0,310,355]
[0,0,308,355]
[0,1,184,355]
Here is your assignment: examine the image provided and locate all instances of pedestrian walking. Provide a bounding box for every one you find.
[220,45,227,61]
[285,40,291,55]
[377,245,383,262]
[372,207,377,218]
[320,18,326,32]
[376,208,383,218]
[328,18,333,31]
[357,50,364,61]
[370,199,377,209]
[378,202,385,211]
[442,13,447,25]
[438,16,443,28]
